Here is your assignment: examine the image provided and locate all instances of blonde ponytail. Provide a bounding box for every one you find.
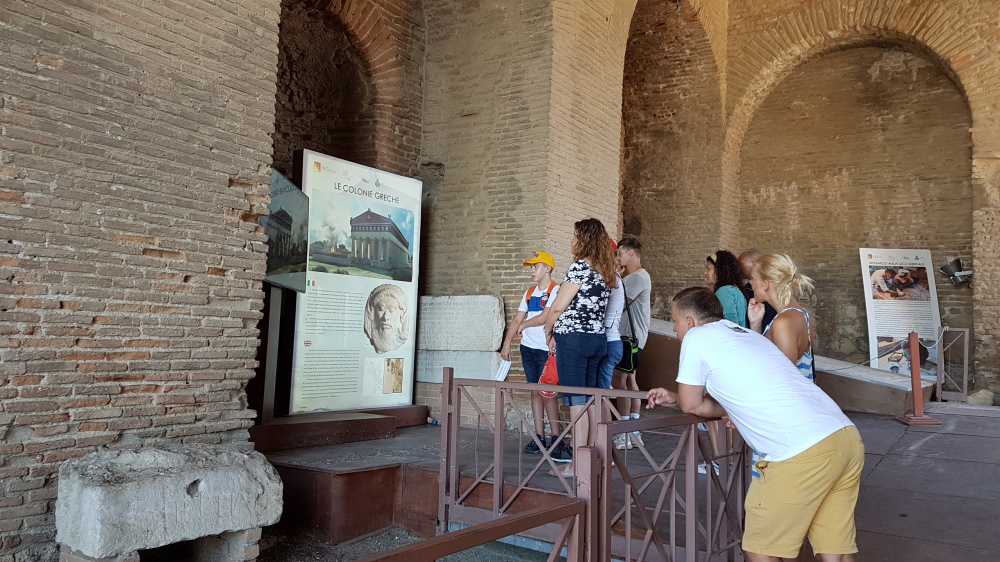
[753,253,813,310]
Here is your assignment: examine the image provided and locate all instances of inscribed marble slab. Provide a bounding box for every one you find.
[416,350,502,383]
[417,295,504,351]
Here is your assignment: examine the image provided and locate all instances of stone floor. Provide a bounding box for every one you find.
[853,401,1000,561]
[257,526,549,562]
[260,401,1000,561]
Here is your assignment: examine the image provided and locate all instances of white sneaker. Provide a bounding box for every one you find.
[614,433,632,450]
[631,431,644,447]
[697,461,720,475]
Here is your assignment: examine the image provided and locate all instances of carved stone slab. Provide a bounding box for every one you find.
[417,295,504,351]
[416,350,503,383]
[56,445,283,558]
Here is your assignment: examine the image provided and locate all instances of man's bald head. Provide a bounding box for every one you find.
[737,249,764,281]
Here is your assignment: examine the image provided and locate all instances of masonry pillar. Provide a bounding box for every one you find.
[419,0,639,417]
[973,154,1000,392]
[422,0,638,293]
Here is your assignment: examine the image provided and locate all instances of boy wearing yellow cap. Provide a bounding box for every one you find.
[500,252,569,460]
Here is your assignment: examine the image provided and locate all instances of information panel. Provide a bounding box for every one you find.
[260,170,308,293]
[859,248,941,374]
[290,151,422,414]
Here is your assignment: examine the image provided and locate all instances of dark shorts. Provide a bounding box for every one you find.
[616,346,643,373]
[520,344,549,384]
[554,332,608,406]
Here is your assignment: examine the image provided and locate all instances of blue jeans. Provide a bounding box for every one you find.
[554,332,608,406]
[520,345,549,384]
[597,339,623,390]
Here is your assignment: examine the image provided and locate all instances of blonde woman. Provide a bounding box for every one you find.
[747,253,816,379]
[747,253,816,489]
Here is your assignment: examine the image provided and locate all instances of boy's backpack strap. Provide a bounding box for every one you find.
[526,282,558,304]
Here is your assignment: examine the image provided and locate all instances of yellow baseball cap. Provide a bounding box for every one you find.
[523,251,555,269]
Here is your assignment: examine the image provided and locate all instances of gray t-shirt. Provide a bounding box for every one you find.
[620,268,651,348]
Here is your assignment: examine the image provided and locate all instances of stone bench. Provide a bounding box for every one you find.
[55,445,283,562]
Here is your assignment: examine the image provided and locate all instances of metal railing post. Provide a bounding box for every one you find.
[896,332,942,426]
[686,425,698,562]
[494,381,504,514]
[438,367,455,534]
[595,406,613,562]
[574,445,601,562]
[718,423,730,559]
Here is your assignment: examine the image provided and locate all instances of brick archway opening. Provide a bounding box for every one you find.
[271,0,378,177]
[253,0,381,419]
[621,0,724,317]
[736,41,973,364]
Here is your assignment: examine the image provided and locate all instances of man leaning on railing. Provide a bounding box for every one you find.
[646,286,865,562]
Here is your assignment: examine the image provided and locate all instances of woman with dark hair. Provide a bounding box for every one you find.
[698,250,750,474]
[705,250,748,328]
[544,218,617,474]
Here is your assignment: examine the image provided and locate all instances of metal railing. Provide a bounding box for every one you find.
[935,326,970,402]
[357,500,586,562]
[437,367,749,561]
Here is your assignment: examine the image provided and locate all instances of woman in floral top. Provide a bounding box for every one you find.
[543,218,618,472]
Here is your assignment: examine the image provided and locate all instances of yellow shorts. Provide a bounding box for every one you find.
[743,425,865,558]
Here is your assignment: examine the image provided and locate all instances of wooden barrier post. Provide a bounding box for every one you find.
[895,332,942,426]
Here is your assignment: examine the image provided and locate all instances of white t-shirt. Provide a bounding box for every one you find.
[517,283,560,350]
[604,275,625,342]
[675,320,852,462]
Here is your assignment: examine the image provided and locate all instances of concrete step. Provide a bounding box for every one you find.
[250,405,429,452]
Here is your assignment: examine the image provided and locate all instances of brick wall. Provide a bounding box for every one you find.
[6,0,1000,556]
[547,0,632,243]
[622,0,725,319]
[418,0,637,417]
[417,0,555,415]
[688,0,728,106]
[737,46,973,362]
[0,1,281,558]
[420,0,552,299]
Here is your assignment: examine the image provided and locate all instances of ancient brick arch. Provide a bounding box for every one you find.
[320,0,423,177]
[720,1,1000,380]
[720,2,1000,244]
[620,0,726,310]
[272,4,377,177]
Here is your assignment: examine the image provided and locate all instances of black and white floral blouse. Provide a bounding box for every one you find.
[553,259,610,335]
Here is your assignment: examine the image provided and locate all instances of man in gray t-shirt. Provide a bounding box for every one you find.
[612,238,652,449]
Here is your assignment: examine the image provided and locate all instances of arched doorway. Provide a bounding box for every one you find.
[737,43,973,362]
[271,0,377,177]
[621,0,725,317]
